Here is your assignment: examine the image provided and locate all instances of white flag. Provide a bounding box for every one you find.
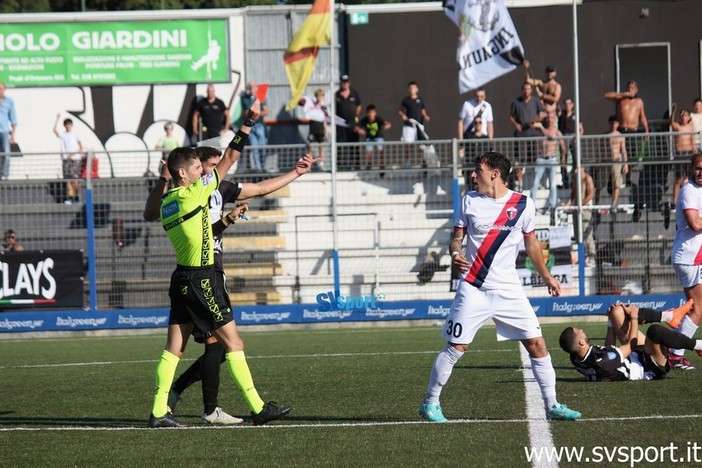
[443,0,525,94]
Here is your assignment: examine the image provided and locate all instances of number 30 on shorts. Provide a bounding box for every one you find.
[446,320,463,339]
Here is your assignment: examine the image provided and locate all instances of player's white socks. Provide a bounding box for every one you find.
[660,310,673,323]
[530,354,557,411]
[425,344,464,404]
[672,315,699,357]
[695,340,702,352]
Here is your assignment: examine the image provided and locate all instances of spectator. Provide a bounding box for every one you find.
[509,82,546,192]
[155,122,179,162]
[604,80,648,187]
[240,81,269,172]
[192,84,230,141]
[530,113,566,216]
[300,89,328,169]
[398,81,431,169]
[457,88,494,140]
[357,104,391,171]
[524,61,562,115]
[3,229,23,252]
[595,116,627,209]
[691,98,702,152]
[335,75,362,170]
[557,98,584,189]
[398,81,430,141]
[53,113,83,204]
[669,103,695,205]
[0,82,18,180]
[461,116,490,188]
[564,166,596,266]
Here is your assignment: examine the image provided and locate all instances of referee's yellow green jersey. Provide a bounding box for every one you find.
[161,170,220,267]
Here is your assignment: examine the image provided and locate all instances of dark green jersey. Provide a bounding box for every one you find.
[161,170,220,267]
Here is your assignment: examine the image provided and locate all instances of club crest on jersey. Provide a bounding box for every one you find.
[506,207,518,220]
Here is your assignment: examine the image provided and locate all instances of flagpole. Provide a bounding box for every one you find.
[329,0,340,295]
[572,0,585,296]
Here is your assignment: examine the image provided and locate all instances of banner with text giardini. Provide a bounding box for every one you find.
[0,19,229,86]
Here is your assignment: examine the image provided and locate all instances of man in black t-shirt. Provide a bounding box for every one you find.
[559,303,701,381]
[192,84,230,141]
[335,75,362,170]
[398,81,430,143]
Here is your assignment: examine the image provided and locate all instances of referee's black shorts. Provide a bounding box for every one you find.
[168,265,233,334]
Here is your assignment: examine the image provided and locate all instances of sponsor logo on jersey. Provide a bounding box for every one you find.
[161,200,179,218]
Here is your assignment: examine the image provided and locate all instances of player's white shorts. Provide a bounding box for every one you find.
[673,264,702,289]
[401,126,418,142]
[441,280,542,344]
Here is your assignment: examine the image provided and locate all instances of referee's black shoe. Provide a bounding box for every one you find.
[148,412,187,428]
[251,401,293,426]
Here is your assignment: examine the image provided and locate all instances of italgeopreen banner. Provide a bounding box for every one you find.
[0,19,229,86]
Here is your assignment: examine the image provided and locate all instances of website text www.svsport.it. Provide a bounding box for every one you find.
[525,442,702,467]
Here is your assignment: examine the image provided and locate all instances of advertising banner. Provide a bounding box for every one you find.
[0,19,229,86]
[0,250,83,309]
[517,226,573,290]
[0,294,687,332]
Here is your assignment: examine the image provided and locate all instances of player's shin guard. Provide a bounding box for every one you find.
[202,342,225,415]
[530,354,557,411]
[152,350,180,418]
[425,344,464,404]
[225,351,265,414]
[647,324,697,350]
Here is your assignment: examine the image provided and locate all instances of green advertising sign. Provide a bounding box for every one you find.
[0,19,229,86]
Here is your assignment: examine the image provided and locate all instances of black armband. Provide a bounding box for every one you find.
[228,129,249,152]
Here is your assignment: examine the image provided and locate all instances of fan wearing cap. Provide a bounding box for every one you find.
[155,121,180,162]
[524,60,561,114]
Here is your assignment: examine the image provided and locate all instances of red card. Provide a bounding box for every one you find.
[256,83,269,102]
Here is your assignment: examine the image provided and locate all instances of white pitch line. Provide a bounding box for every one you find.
[0,349,515,370]
[519,343,558,468]
[1,414,700,432]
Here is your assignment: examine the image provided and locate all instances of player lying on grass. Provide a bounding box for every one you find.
[559,302,702,381]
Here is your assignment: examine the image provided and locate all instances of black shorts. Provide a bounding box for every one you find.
[635,350,669,380]
[168,265,233,334]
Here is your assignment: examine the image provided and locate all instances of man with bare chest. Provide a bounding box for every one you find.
[530,113,566,214]
[524,61,561,115]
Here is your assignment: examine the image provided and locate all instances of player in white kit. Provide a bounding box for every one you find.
[419,151,581,422]
[669,152,702,370]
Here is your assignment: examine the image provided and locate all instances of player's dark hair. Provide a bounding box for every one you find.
[559,327,580,354]
[366,104,376,112]
[197,146,222,161]
[167,147,199,183]
[63,118,73,126]
[474,151,511,183]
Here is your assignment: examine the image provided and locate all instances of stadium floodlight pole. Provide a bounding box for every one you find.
[573,0,585,296]
[329,0,341,295]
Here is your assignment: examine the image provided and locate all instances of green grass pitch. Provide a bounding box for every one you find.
[1,323,701,467]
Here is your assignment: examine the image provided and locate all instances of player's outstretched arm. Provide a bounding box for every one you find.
[217,99,261,176]
[237,153,321,199]
[524,234,561,297]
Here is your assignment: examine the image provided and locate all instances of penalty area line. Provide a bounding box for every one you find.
[1,414,701,432]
